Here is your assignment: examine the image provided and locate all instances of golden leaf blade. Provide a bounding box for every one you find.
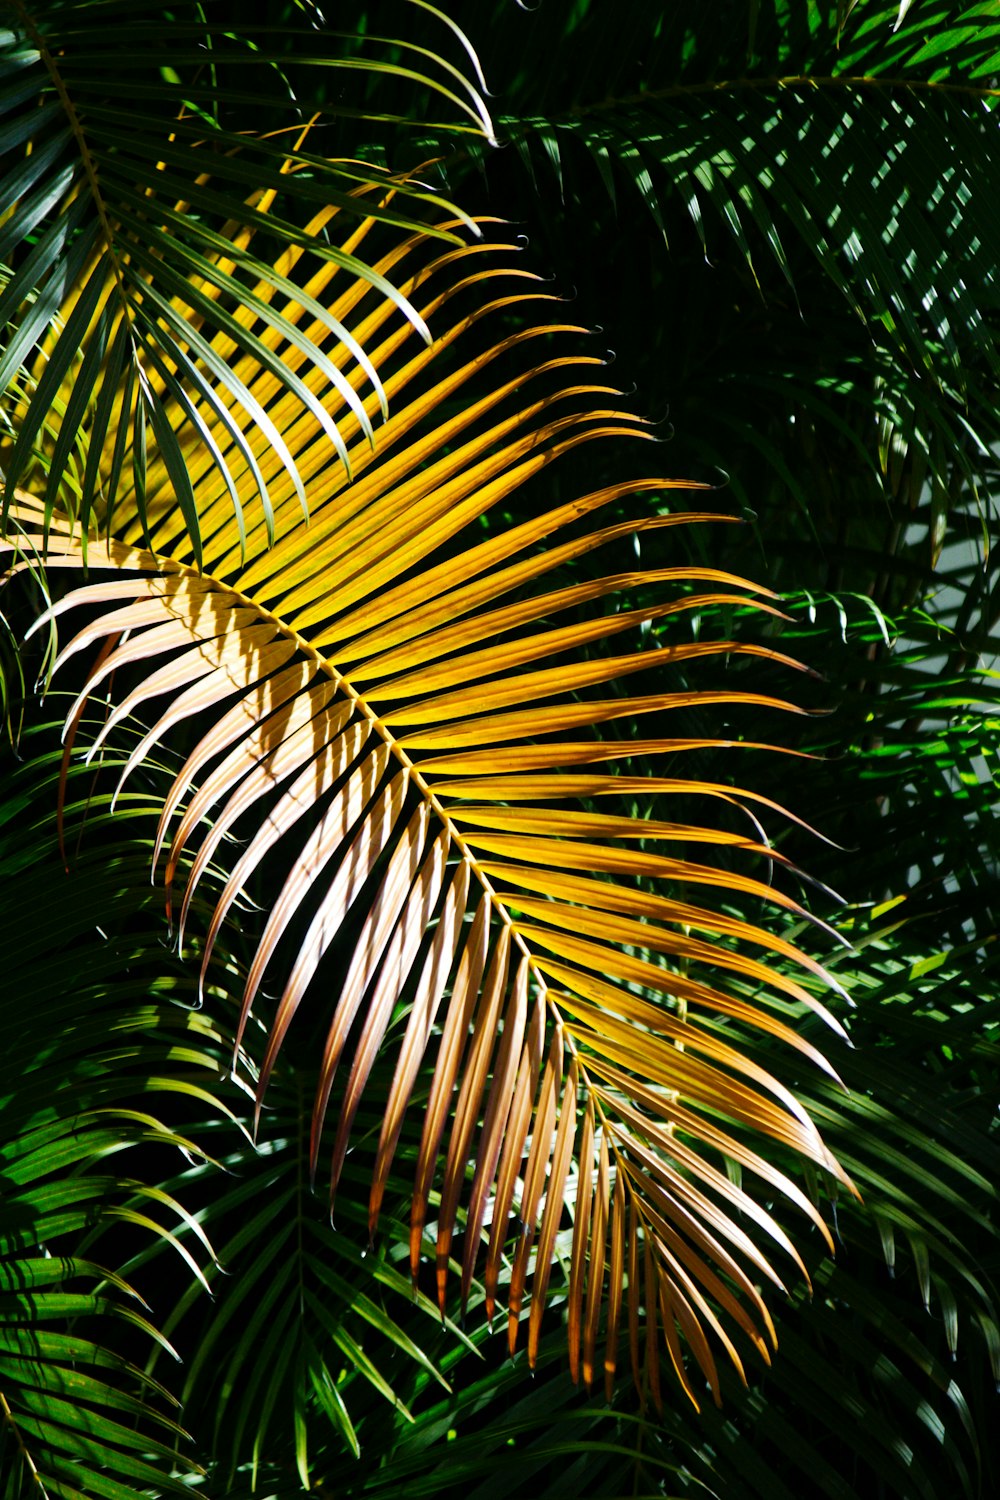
[328,832,451,1208]
[231,747,392,1051]
[548,983,839,1118]
[329,497,721,663]
[616,1128,802,1289]
[309,814,444,1182]
[480,859,842,988]
[512,898,831,1014]
[581,1130,611,1388]
[659,1265,716,1408]
[251,766,409,1107]
[419,736,815,776]
[349,575,772,684]
[88,622,282,767]
[205,285,563,575]
[385,641,806,728]
[463,831,818,916]
[187,711,366,959]
[369,860,471,1238]
[527,1060,579,1367]
[267,371,623,618]
[292,421,653,641]
[611,1104,821,1290]
[566,1103,596,1385]
[360,590,784,699]
[603,1170,627,1400]
[210,286,589,584]
[484,994,546,1323]
[435,924,512,1310]
[152,660,322,873]
[410,896,490,1275]
[452,805,781,855]
[634,1190,775,1366]
[520,928,847,1055]
[644,1237,666,1413]
[460,956,530,1310]
[399,688,807,750]
[628,1200,643,1397]
[590,1057,839,1235]
[113,636,299,809]
[507,1027,562,1353]
[578,1027,828,1167]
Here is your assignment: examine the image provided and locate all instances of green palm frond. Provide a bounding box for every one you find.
[136,1059,470,1486]
[687,1262,984,1500]
[389,2,1000,595]
[0,727,235,1496]
[0,712,491,1490]
[0,0,493,560]
[782,606,1000,1382]
[674,578,1000,1497]
[488,2,1000,390]
[764,587,1000,935]
[674,955,999,1500]
[1,180,853,1408]
[321,1355,697,1500]
[833,2,1000,80]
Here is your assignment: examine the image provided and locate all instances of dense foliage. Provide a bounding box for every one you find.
[1,3,998,1497]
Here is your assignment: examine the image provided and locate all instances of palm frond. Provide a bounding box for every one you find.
[499,92,1000,392]
[1,196,852,1404]
[393,3,1000,592]
[0,726,233,1497]
[134,1054,470,1486]
[0,0,493,558]
[426,2,1000,407]
[0,708,490,1488]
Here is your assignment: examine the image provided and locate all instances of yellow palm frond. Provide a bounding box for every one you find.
[1,182,854,1408]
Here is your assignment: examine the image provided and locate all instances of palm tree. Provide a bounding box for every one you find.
[1,3,998,1496]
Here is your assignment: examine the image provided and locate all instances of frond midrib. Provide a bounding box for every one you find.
[114,542,846,1383]
[9,0,132,310]
[152,552,585,1103]
[500,70,1000,132]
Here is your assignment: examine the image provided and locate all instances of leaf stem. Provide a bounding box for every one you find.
[555,71,1000,122]
[9,0,132,315]
[0,1389,48,1497]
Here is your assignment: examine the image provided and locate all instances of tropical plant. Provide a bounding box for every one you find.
[1,2,999,1497]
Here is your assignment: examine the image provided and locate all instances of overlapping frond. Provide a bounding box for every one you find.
[0,711,511,1489]
[140,1054,468,1483]
[0,0,494,557]
[0,185,853,1405]
[513,87,1000,378]
[458,2,1000,392]
[0,730,230,1497]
